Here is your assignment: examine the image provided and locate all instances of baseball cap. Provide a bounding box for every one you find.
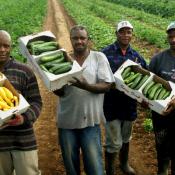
[166,21,175,32]
[116,21,133,32]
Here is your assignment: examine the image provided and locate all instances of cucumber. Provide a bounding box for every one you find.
[148,83,162,100]
[40,52,64,63]
[134,74,149,90]
[124,72,140,84]
[157,87,167,100]
[129,74,143,89]
[162,90,171,99]
[142,80,155,96]
[153,87,162,100]
[49,62,72,73]
[43,57,65,68]
[53,64,72,75]
[39,64,49,72]
[121,66,131,79]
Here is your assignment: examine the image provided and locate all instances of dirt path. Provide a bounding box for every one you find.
[34,0,157,175]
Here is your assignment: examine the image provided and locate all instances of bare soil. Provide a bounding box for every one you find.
[34,0,158,174]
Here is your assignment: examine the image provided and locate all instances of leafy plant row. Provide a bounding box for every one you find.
[0,0,47,62]
[68,0,169,49]
[105,0,175,19]
[60,0,152,62]
[60,0,115,50]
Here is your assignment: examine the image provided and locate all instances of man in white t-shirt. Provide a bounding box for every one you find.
[54,25,114,175]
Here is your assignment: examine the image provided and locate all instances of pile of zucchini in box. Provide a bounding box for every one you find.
[114,59,175,114]
[27,39,72,75]
[121,66,171,100]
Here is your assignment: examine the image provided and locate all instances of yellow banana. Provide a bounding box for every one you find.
[0,87,14,107]
[0,104,2,110]
[13,96,19,107]
[2,87,14,100]
[0,101,11,110]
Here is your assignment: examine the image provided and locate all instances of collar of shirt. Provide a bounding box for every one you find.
[113,41,133,55]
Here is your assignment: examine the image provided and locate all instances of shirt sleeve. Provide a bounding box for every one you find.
[96,52,115,83]
[22,70,42,124]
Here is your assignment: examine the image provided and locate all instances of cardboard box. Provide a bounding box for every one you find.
[114,59,175,115]
[26,49,82,91]
[18,31,83,91]
[0,74,30,127]
[18,31,58,59]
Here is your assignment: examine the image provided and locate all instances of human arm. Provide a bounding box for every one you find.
[18,71,42,125]
[69,77,112,93]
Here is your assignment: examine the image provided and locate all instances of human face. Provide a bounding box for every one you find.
[116,27,133,47]
[70,29,88,53]
[167,30,175,50]
[0,33,11,63]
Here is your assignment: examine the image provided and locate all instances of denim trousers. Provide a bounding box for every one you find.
[105,119,133,153]
[58,125,104,175]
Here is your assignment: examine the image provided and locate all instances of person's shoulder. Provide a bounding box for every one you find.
[101,43,115,52]
[152,49,168,60]
[91,50,107,59]
[11,59,33,73]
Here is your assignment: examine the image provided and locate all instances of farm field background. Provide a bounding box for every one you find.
[0,0,173,174]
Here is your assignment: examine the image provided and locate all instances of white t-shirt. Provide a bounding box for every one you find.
[57,50,115,129]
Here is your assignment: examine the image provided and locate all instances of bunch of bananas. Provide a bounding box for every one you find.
[0,87,19,111]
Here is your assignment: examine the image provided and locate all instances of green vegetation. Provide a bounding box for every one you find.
[105,0,175,19]
[0,0,47,62]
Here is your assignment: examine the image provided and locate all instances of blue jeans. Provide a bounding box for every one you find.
[58,125,104,175]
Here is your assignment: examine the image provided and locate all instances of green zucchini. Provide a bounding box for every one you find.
[142,80,155,96]
[134,74,149,90]
[129,74,143,89]
[148,83,162,100]
[40,52,64,63]
[49,62,72,73]
[121,66,131,79]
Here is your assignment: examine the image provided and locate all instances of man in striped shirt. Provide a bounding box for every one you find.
[0,30,42,175]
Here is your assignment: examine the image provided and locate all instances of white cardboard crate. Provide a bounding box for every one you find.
[114,59,175,115]
[18,31,83,91]
[18,30,58,59]
[0,74,30,126]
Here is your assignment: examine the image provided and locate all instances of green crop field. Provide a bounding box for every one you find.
[0,0,47,62]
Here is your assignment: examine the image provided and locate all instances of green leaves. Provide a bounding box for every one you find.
[0,0,47,62]
[143,118,153,132]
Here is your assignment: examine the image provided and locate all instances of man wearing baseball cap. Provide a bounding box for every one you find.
[102,21,147,175]
[149,21,175,175]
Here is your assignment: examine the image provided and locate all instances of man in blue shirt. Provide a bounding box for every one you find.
[102,21,147,175]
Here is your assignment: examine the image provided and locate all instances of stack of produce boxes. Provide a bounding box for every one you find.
[0,73,30,127]
[114,59,175,115]
[18,31,83,91]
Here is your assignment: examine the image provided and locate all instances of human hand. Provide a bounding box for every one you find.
[6,114,24,126]
[140,100,149,109]
[162,98,175,116]
[62,51,74,62]
[69,77,88,90]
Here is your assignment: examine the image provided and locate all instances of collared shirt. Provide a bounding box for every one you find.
[57,51,115,129]
[102,41,147,121]
[0,58,42,151]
